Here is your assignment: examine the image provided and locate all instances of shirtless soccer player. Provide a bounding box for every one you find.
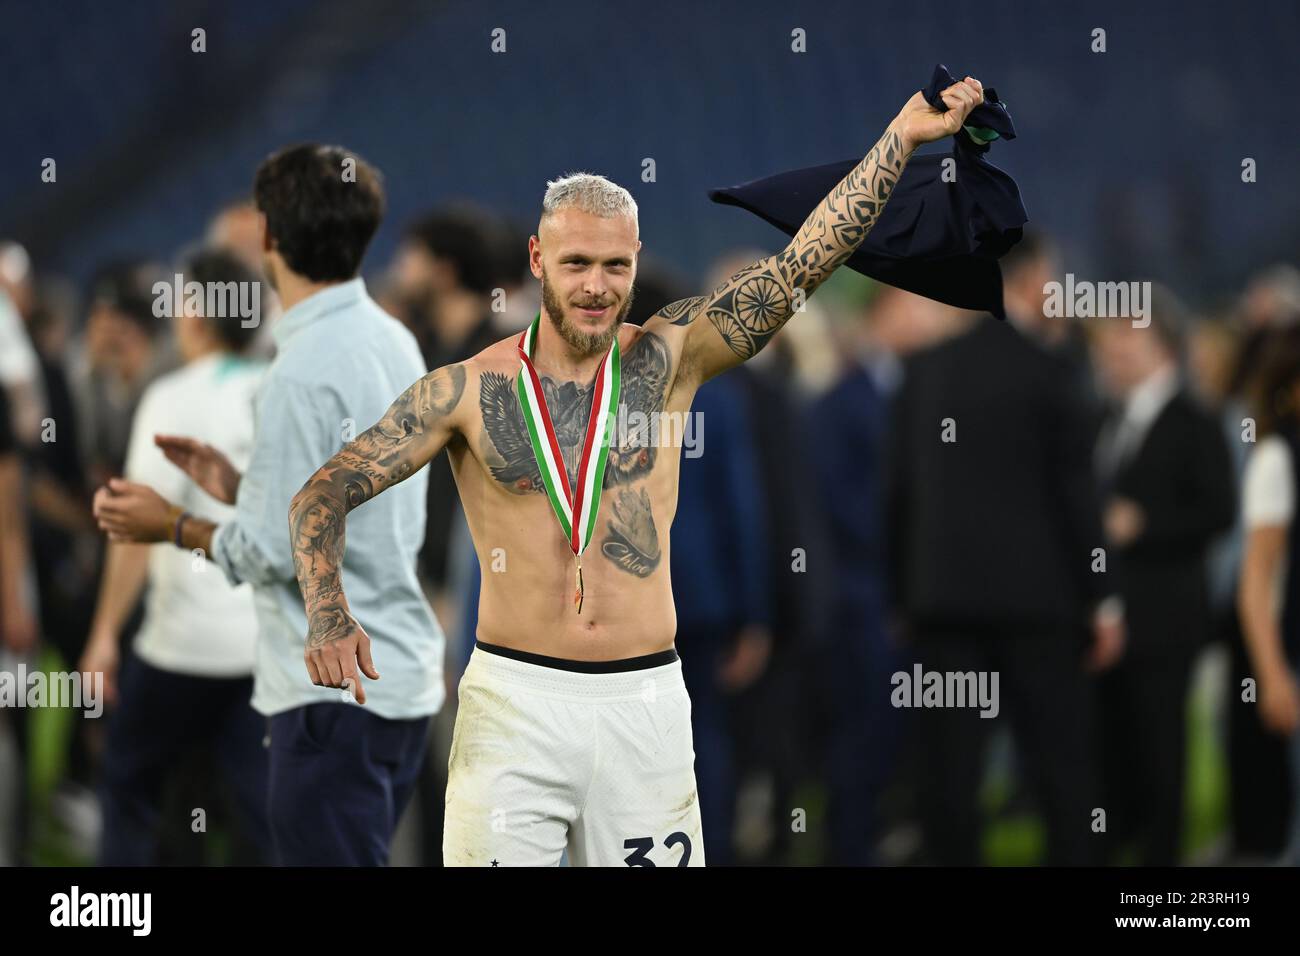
[289,77,986,866]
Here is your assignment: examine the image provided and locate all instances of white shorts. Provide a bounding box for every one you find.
[443,642,704,867]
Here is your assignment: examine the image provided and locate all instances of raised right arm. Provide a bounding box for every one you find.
[289,363,467,699]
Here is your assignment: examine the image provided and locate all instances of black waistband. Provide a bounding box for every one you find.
[474,640,678,673]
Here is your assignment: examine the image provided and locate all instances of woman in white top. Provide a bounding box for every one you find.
[1238,325,1300,864]
[80,248,269,865]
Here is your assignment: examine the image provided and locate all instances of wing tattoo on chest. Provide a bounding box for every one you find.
[479,330,673,495]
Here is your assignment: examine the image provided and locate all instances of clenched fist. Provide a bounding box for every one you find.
[891,76,985,153]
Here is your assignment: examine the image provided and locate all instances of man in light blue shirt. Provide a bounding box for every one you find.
[208,277,442,721]
[93,144,443,865]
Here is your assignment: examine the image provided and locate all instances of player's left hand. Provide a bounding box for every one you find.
[93,478,177,544]
[891,76,985,152]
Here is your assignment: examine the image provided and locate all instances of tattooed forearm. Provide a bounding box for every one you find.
[776,128,907,294]
[289,364,465,647]
[693,127,909,366]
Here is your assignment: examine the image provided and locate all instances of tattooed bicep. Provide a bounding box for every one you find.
[701,260,792,361]
[393,364,467,431]
[348,363,467,480]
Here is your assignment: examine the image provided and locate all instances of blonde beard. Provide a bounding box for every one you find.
[540,269,632,356]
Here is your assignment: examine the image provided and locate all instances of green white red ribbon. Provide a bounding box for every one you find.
[515,313,621,611]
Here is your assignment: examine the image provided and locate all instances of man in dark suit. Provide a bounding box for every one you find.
[1092,287,1236,865]
[886,237,1122,865]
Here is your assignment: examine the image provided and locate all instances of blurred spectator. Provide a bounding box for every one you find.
[49,260,170,820]
[386,206,517,866]
[807,293,898,864]
[886,253,1118,864]
[0,242,47,445]
[1227,264,1300,401]
[672,364,772,867]
[22,286,100,692]
[804,283,958,864]
[1092,288,1235,865]
[70,260,170,490]
[389,206,509,592]
[206,198,267,274]
[0,384,38,661]
[1239,265,1300,331]
[1001,232,1103,422]
[492,219,540,335]
[1189,316,1292,858]
[614,258,776,863]
[1237,325,1300,864]
[80,248,270,865]
[688,253,834,863]
[0,382,38,865]
[204,198,280,359]
[1,259,104,861]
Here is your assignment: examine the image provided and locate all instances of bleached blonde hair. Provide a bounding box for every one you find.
[541,172,638,227]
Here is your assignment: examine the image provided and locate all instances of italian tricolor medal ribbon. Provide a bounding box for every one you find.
[516,313,621,613]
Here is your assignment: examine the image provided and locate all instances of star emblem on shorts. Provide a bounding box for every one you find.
[491,859,499,867]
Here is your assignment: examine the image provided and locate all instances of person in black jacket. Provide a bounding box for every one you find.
[886,241,1122,866]
[1092,288,1236,865]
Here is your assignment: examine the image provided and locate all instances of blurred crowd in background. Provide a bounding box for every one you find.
[1,191,1298,865]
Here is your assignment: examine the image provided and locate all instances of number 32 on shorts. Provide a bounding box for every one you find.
[623,832,692,867]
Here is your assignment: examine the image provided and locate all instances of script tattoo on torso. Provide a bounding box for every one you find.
[601,487,660,578]
[478,330,671,577]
